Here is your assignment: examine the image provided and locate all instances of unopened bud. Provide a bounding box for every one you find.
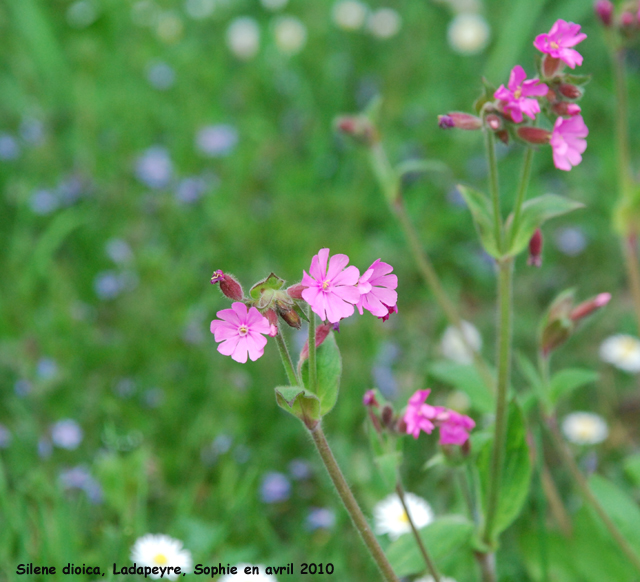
[541,318,573,356]
[621,11,635,26]
[528,228,543,267]
[211,270,244,301]
[496,130,509,145]
[542,54,563,78]
[335,115,378,146]
[486,114,502,131]
[517,126,552,145]
[381,405,394,428]
[438,112,482,131]
[570,293,612,321]
[595,0,614,26]
[546,88,557,102]
[265,309,279,337]
[558,84,582,100]
[552,102,582,116]
[287,283,305,300]
[363,389,379,407]
[277,303,302,329]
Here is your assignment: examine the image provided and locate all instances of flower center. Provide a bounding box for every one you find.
[550,41,559,49]
[153,554,168,565]
[238,324,249,336]
[398,511,409,524]
[513,88,522,99]
[322,280,330,291]
[620,338,638,360]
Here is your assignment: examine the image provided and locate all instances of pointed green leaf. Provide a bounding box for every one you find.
[293,303,309,323]
[395,159,451,179]
[386,516,474,577]
[507,194,584,257]
[457,185,500,258]
[428,361,495,413]
[563,73,592,86]
[274,386,321,429]
[249,273,286,300]
[374,452,402,489]
[624,454,640,489]
[301,332,342,416]
[548,368,598,406]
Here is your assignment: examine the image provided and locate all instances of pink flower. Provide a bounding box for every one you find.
[437,409,476,446]
[301,248,360,324]
[494,65,548,124]
[534,20,587,69]
[550,114,588,171]
[210,302,271,363]
[403,390,437,439]
[356,259,398,318]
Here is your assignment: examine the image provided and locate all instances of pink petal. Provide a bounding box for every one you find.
[494,85,511,101]
[324,295,354,324]
[218,335,240,357]
[509,65,527,89]
[230,337,249,363]
[302,285,321,306]
[216,307,241,326]
[231,302,249,323]
[332,284,361,304]
[246,306,270,330]
[370,273,398,289]
[301,271,317,287]
[332,265,360,286]
[326,253,350,280]
[371,287,398,306]
[213,324,239,342]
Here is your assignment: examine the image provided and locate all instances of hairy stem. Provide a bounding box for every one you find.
[309,424,400,582]
[275,330,299,387]
[484,129,503,252]
[509,147,535,247]
[308,311,317,392]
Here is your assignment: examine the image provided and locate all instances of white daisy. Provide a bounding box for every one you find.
[130,534,192,580]
[373,492,434,540]
[368,8,402,39]
[600,334,640,373]
[219,564,277,582]
[332,0,368,31]
[447,13,490,55]
[562,412,609,446]
[226,17,260,60]
[440,320,482,365]
[273,16,307,55]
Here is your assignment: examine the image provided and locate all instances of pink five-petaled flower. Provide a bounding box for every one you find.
[550,114,588,171]
[356,259,398,319]
[436,409,476,446]
[494,65,548,124]
[301,248,360,324]
[534,19,587,69]
[210,302,271,363]
[404,389,437,439]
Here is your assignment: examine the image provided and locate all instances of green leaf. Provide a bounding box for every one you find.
[548,368,598,406]
[507,194,584,257]
[395,159,451,179]
[480,400,532,541]
[300,332,342,416]
[562,73,592,86]
[293,303,309,323]
[249,273,286,300]
[274,386,321,429]
[428,361,495,414]
[589,475,640,556]
[374,452,402,489]
[624,454,640,489]
[457,185,500,258]
[386,516,474,577]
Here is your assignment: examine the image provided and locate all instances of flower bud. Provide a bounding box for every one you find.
[541,317,573,356]
[552,102,582,116]
[334,115,378,146]
[265,308,279,337]
[363,389,379,407]
[517,126,551,145]
[542,54,563,78]
[286,283,306,300]
[381,405,394,428]
[595,0,614,26]
[621,10,635,27]
[569,293,612,321]
[496,130,509,145]
[438,112,482,131]
[210,270,244,301]
[527,228,543,267]
[558,84,582,100]
[276,301,302,329]
[546,88,557,102]
[485,114,502,131]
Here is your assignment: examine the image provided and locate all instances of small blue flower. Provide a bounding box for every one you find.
[260,471,291,503]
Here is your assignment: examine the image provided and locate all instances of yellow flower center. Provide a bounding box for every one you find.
[514,88,522,99]
[154,554,168,565]
[620,337,638,359]
[398,511,409,524]
[550,41,559,49]
[576,422,595,440]
[322,280,330,290]
[238,324,248,336]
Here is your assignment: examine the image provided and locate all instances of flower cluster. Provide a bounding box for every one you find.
[403,389,475,446]
[209,248,398,363]
[595,0,640,37]
[439,19,589,172]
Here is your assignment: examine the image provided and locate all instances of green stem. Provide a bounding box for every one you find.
[484,129,503,252]
[309,424,400,582]
[545,415,640,575]
[274,330,299,387]
[308,310,318,392]
[395,480,441,582]
[534,428,550,582]
[482,257,514,546]
[613,49,633,201]
[475,552,497,582]
[622,237,640,333]
[509,147,535,247]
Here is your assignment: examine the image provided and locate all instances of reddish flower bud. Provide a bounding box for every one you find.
[621,10,635,26]
[486,114,503,131]
[558,84,582,100]
[363,389,379,407]
[438,112,482,131]
[517,126,552,145]
[299,324,332,363]
[594,0,614,26]
[381,405,394,428]
[277,302,302,329]
[542,54,563,78]
[210,270,244,301]
[552,102,582,116]
[528,228,543,267]
[334,115,378,146]
[570,293,612,321]
[546,88,558,102]
[379,304,398,322]
[287,283,306,300]
[264,309,279,337]
[496,130,510,145]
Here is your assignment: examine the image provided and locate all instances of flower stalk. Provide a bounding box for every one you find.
[308,311,318,392]
[274,330,299,387]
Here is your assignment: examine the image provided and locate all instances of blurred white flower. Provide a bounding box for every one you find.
[226,17,261,60]
[562,412,609,445]
[135,146,173,189]
[196,124,238,157]
[416,576,457,582]
[30,190,59,215]
[447,13,490,55]
[600,334,640,373]
[106,239,133,264]
[67,0,99,28]
[219,565,277,582]
[273,16,307,55]
[51,419,83,450]
[368,8,402,39]
[374,492,434,540]
[156,11,184,43]
[0,424,12,448]
[435,0,481,13]
[441,320,482,365]
[555,226,587,256]
[332,0,368,31]
[306,507,336,530]
[131,0,159,27]
[0,133,20,160]
[146,61,176,90]
[130,534,192,580]
[260,0,288,11]
[185,0,216,20]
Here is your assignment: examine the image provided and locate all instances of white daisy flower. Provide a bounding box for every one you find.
[416,576,458,582]
[373,492,434,540]
[440,320,482,365]
[600,334,640,373]
[332,0,368,31]
[273,16,307,55]
[130,534,192,580]
[447,13,490,55]
[219,564,277,582]
[368,8,402,39]
[562,412,609,446]
[226,17,260,60]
